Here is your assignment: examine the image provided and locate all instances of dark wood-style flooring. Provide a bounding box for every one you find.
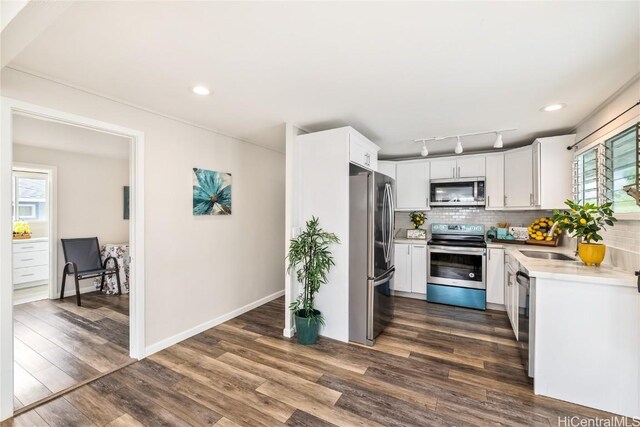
[12,292,132,410]
[4,296,620,426]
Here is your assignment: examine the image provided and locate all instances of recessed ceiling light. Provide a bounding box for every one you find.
[192,86,211,96]
[540,103,566,112]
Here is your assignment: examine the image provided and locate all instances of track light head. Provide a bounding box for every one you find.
[493,133,503,149]
[454,136,463,154]
[420,141,428,157]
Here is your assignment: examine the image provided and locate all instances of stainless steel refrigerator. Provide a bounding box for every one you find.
[349,164,395,345]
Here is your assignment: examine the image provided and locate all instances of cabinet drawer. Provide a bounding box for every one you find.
[13,241,48,254]
[13,265,48,285]
[13,250,48,269]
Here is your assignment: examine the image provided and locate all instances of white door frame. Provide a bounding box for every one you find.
[0,97,146,421]
[11,163,57,303]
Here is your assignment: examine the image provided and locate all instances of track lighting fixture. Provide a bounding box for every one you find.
[412,128,516,157]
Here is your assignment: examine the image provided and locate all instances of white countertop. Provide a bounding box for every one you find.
[13,237,48,243]
[491,242,636,288]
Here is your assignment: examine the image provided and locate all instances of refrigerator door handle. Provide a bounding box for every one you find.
[374,267,395,286]
[382,184,392,263]
[381,184,389,263]
[386,183,394,254]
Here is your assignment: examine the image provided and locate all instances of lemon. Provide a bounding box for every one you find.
[579,218,587,225]
[545,236,553,241]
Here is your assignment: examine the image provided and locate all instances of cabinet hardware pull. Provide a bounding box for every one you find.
[504,195,507,206]
[530,193,533,206]
[457,166,460,177]
[20,246,34,249]
[488,250,491,261]
[21,273,34,277]
[407,246,410,255]
[20,258,34,262]
[487,195,490,207]
[452,167,455,177]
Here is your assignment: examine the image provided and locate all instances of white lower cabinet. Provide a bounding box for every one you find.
[410,245,427,294]
[486,248,504,305]
[504,254,519,338]
[394,244,412,292]
[393,243,426,295]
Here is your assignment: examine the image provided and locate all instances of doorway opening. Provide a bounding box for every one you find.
[0,98,146,421]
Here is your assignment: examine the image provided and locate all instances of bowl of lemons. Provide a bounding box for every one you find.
[527,217,561,245]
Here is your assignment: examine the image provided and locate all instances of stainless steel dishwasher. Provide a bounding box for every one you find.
[516,270,535,378]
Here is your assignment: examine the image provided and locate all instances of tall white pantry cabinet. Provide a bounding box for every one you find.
[295,127,379,342]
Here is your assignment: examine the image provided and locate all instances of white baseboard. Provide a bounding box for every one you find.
[282,327,295,338]
[486,302,506,312]
[144,289,285,357]
[392,290,427,300]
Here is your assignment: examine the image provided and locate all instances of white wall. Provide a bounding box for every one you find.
[2,68,286,349]
[574,76,640,272]
[13,144,129,294]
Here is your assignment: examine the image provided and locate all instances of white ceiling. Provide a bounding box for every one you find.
[13,114,130,159]
[7,1,640,158]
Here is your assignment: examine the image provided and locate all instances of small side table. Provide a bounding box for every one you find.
[94,243,130,294]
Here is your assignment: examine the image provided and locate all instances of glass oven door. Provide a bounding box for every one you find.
[428,245,486,290]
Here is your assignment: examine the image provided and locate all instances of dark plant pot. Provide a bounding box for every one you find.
[294,309,320,345]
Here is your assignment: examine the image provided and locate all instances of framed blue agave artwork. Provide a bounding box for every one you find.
[192,168,232,215]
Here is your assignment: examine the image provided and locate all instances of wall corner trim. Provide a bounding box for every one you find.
[144,289,285,357]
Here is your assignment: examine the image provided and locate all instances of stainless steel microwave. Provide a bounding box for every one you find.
[429,177,485,207]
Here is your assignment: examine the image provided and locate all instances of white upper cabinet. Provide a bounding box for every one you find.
[430,156,485,179]
[429,158,457,179]
[504,146,534,208]
[349,129,379,171]
[485,153,505,210]
[396,161,430,210]
[456,156,486,178]
[377,161,396,179]
[534,135,575,210]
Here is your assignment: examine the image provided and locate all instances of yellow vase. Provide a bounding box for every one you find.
[578,242,606,267]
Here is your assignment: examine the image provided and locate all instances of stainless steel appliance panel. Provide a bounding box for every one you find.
[373,172,394,278]
[430,177,485,207]
[428,245,486,290]
[349,167,395,345]
[517,270,535,378]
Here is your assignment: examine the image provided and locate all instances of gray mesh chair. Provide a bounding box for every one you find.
[60,237,122,306]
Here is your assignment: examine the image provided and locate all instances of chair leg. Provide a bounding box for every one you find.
[60,265,68,300]
[100,273,106,292]
[74,274,81,306]
[115,271,122,295]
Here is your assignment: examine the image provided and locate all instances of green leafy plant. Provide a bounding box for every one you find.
[409,211,426,229]
[551,200,617,243]
[287,216,340,325]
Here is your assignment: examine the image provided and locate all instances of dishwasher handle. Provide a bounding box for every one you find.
[636,270,640,293]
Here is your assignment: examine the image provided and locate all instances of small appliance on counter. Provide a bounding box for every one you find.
[427,223,487,310]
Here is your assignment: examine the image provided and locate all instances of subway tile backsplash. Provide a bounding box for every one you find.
[395,207,639,273]
[394,207,554,231]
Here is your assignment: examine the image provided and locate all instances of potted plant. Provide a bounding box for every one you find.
[409,211,426,229]
[551,200,617,266]
[12,221,32,240]
[287,216,339,345]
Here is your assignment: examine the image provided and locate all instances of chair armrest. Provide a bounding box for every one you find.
[103,256,120,270]
[63,261,78,275]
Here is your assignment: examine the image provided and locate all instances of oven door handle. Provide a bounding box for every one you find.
[428,245,486,254]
